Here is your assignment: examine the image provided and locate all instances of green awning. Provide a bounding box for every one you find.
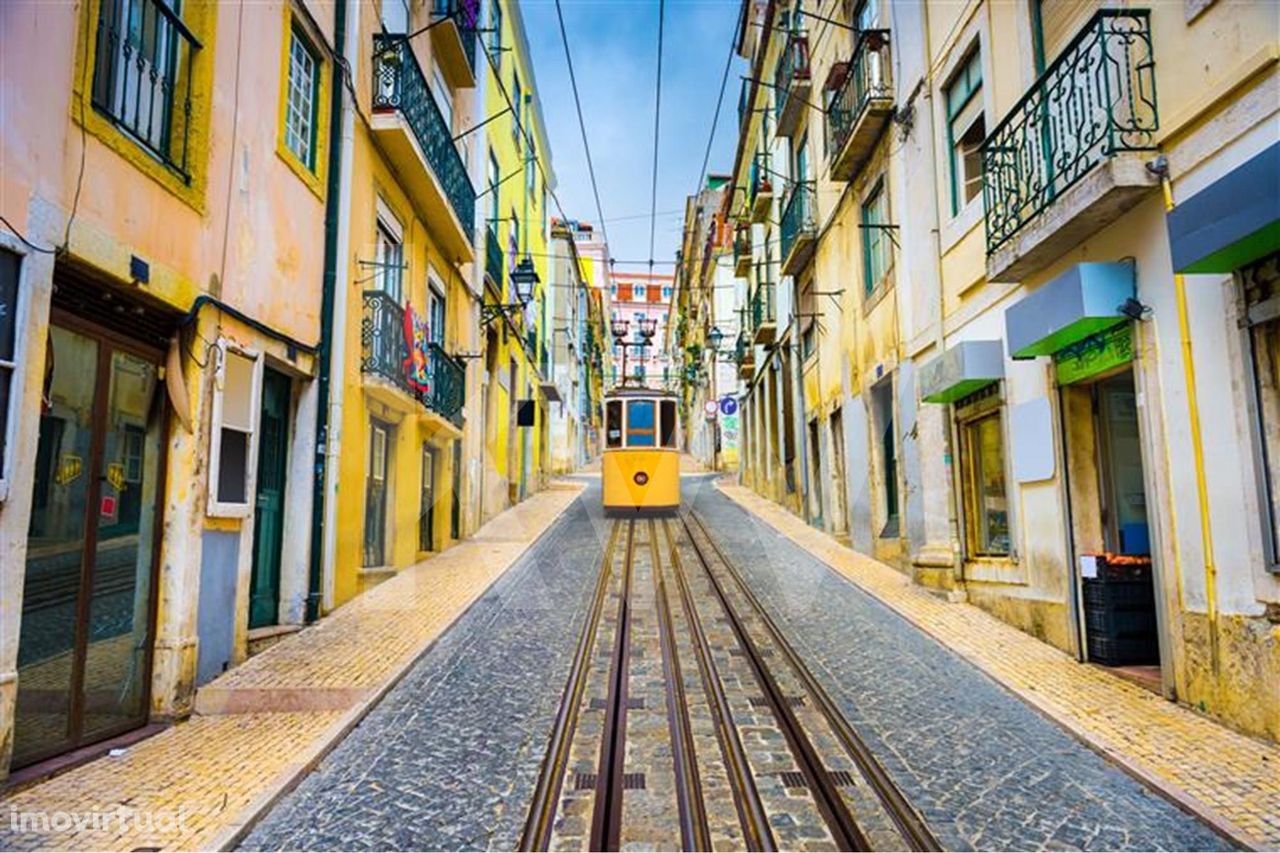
[1168,143,1280,274]
[1004,262,1134,360]
[920,340,1005,404]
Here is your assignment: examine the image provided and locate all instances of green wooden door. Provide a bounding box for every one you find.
[249,369,290,629]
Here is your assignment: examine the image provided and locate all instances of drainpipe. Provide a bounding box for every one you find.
[307,0,358,622]
[1159,170,1221,682]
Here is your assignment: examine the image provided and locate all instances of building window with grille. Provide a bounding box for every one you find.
[633,284,645,301]
[0,249,19,495]
[90,0,202,182]
[860,180,892,295]
[956,385,1010,557]
[512,73,523,148]
[284,27,320,171]
[944,48,985,215]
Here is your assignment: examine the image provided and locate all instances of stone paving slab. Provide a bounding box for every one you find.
[714,478,1280,850]
[0,483,585,852]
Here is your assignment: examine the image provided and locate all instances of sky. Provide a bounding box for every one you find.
[520,0,746,274]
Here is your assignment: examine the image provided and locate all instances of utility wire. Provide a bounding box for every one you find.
[693,21,737,199]
[554,0,611,253]
[647,0,666,271]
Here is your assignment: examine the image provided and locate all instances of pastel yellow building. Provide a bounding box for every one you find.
[721,0,1280,742]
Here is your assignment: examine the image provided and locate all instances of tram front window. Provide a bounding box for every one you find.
[661,400,677,448]
[606,401,623,448]
[627,400,656,447]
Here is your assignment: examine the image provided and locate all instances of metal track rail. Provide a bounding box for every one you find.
[588,520,637,851]
[650,519,712,851]
[678,513,870,852]
[519,520,624,851]
[686,510,941,852]
[664,519,776,852]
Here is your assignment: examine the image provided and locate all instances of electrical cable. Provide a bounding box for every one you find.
[647,0,667,271]
[554,0,612,253]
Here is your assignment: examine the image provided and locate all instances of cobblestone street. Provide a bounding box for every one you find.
[238,476,1253,852]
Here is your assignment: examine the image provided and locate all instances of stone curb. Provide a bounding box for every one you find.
[713,481,1265,852]
[206,482,587,852]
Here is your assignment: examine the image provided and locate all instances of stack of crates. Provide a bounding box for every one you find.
[1082,559,1159,666]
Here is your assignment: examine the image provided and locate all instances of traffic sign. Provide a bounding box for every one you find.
[719,396,738,416]
[703,400,718,416]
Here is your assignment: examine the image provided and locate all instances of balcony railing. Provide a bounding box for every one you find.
[91,0,201,182]
[773,32,811,131]
[780,181,816,270]
[361,290,466,425]
[738,76,753,129]
[485,224,503,286]
[733,225,752,276]
[432,0,478,70]
[824,29,893,178]
[981,10,1157,255]
[373,34,476,241]
[749,153,773,222]
[752,280,776,329]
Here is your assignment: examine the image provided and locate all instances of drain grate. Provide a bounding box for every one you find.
[828,769,857,787]
[622,772,647,790]
[574,772,597,790]
[778,771,807,789]
[748,695,769,708]
[788,695,807,708]
[589,697,607,711]
[627,697,646,710]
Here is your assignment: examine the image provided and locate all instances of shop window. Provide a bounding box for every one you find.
[606,400,623,448]
[284,27,321,171]
[627,399,656,447]
[1242,253,1280,570]
[660,400,677,447]
[956,386,1010,557]
[944,48,985,215]
[0,249,19,493]
[209,345,263,517]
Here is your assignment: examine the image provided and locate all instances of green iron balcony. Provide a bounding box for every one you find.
[361,290,466,426]
[751,279,777,345]
[981,10,1158,269]
[780,182,817,276]
[825,29,894,182]
[485,224,503,287]
[372,34,476,259]
[773,32,811,138]
[749,153,773,224]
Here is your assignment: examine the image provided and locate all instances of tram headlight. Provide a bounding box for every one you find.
[633,471,649,486]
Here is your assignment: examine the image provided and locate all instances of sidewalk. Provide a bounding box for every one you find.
[716,480,1280,850]
[0,482,585,852]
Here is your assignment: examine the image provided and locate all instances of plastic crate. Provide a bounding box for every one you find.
[1082,578,1155,609]
[1088,632,1159,666]
[1085,605,1157,638]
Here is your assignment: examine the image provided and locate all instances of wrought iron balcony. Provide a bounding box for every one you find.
[825,29,894,182]
[749,153,773,224]
[738,76,753,130]
[751,279,777,345]
[431,0,478,76]
[733,225,752,277]
[780,182,817,276]
[982,10,1158,258]
[361,290,466,426]
[372,34,476,249]
[773,32,811,138]
[91,0,201,183]
[485,224,503,287]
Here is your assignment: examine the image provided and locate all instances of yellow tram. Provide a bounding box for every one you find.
[602,388,681,516]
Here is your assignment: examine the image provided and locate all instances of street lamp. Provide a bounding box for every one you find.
[707,326,725,352]
[482,256,539,326]
[636,316,658,340]
[610,317,630,341]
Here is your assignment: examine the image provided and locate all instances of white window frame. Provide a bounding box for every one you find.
[285,27,320,171]
[0,235,33,504]
[207,338,264,518]
[430,59,454,132]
